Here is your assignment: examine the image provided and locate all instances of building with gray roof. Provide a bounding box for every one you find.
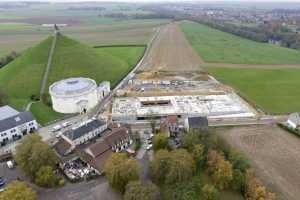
[0,105,38,146]
[61,119,107,147]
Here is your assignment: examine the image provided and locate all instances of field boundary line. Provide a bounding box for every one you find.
[203,63,300,69]
[93,44,146,48]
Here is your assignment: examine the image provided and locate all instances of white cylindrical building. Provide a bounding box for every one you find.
[49,77,99,114]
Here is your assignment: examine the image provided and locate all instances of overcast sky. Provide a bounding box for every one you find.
[2,0,300,2]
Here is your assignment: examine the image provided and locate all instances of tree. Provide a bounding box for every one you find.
[35,166,55,187]
[15,134,58,180]
[0,181,37,200]
[104,153,140,193]
[231,169,246,193]
[165,149,196,184]
[228,149,251,173]
[150,150,172,184]
[212,159,233,190]
[153,133,168,151]
[192,144,205,168]
[206,149,233,190]
[245,170,276,200]
[124,181,160,200]
[182,131,200,152]
[202,184,220,200]
[150,149,196,184]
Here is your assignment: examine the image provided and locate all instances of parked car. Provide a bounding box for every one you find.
[62,121,72,128]
[52,125,62,132]
[146,144,153,150]
[6,160,14,169]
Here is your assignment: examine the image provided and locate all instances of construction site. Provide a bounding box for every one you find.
[111,22,256,123]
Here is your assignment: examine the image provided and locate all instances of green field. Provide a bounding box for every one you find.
[207,67,300,114]
[0,35,145,124]
[180,21,300,64]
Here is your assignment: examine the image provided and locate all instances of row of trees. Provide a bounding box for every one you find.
[0,51,19,69]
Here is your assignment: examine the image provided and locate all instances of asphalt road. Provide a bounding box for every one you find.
[38,178,121,200]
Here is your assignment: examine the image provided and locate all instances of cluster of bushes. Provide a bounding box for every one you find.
[0,51,19,69]
[15,134,65,188]
[0,181,37,200]
[149,129,276,200]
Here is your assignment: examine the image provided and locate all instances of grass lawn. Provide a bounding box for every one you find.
[30,102,65,125]
[180,21,300,64]
[207,67,300,114]
[0,37,52,110]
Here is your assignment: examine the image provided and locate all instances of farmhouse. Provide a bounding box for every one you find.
[287,113,300,129]
[49,77,110,114]
[0,105,38,146]
[84,127,132,174]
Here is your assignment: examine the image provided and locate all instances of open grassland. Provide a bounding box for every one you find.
[0,35,145,124]
[180,21,300,64]
[30,102,65,125]
[218,125,300,200]
[207,67,300,114]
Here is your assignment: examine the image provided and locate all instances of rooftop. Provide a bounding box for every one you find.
[63,119,106,141]
[49,77,97,97]
[0,105,19,121]
[112,94,255,120]
[0,111,35,132]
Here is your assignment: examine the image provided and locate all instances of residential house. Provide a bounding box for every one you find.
[83,127,132,174]
[62,119,107,147]
[54,119,107,156]
[160,115,181,137]
[0,105,38,146]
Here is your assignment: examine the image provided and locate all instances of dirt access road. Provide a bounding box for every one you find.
[139,22,204,72]
[218,125,300,200]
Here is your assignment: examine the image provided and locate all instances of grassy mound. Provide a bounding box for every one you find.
[0,34,145,124]
[207,67,300,114]
[181,21,300,64]
[0,37,52,110]
[47,35,145,90]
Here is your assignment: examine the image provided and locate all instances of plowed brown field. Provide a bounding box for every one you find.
[218,125,300,200]
[139,23,204,72]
